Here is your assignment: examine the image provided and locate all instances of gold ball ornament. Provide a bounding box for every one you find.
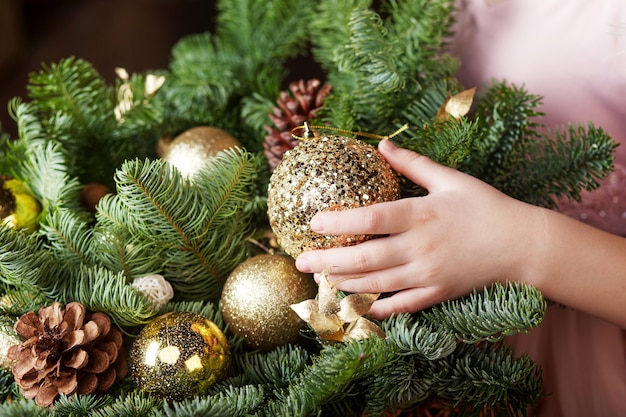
[221,254,317,350]
[129,312,230,401]
[0,177,41,233]
[161,126,242,178]
[267,133,400,258]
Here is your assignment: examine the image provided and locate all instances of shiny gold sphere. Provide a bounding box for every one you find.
[162,126,242,178]
[267,135,400,258]
[0,327,20,371]
[220,254,317,350]
[129,312,230,401]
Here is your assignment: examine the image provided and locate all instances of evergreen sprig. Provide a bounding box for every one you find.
[423,282,547,344]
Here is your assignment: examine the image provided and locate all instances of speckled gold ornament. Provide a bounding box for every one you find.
[220,254,317,350]
[267,134,400,258]
[161,126,242,178]
[129,312,230,401]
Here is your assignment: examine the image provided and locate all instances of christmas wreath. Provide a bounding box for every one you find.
[0,1,614,416]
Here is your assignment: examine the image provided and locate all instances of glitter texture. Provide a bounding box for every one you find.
[129,312,230,401]
[220,254,317,350]
[267,135,400,258]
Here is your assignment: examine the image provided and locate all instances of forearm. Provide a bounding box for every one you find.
[521,206,626,328]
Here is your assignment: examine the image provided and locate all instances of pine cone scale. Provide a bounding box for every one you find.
[64,349,88,369]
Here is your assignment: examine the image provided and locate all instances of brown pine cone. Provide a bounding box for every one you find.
[7,302,127,407]
[264,79,332,171]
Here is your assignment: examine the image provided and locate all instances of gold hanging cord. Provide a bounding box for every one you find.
[292,122,409,141]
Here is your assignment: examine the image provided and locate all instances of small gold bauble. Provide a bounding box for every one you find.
[129,311,230,401]
[162,126,242,178]
[267,135,399,258]
[220,254,317,350]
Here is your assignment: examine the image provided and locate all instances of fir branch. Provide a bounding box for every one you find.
[17,140,84,215]
[0,368,15,403]
[216,0,313,68]
[163,33,238,130]
[25,57,119,184]
[463,82,543,182]
[27,57,112,125]
[502,123,616,208]
[262,337,394,416]
[240,93,276,136]
[336,8,404,95]
[50,394,114,417]
[422,282,547,344]
[60,265,156,328]
[87,392,163,417]
[401,118,478,168]
[310,0,374,72]
[360,356,432,416]
[0,286,48,316]
[0,226,54,293]
[432,343,543,415]
[163,385,265,417]
[39,208,94,269]
[0,398,49,417]
[232,345,309,387]
[383,313,457,360]
[92,194,163,281]
[383,0,456,76]
[400,79,454,128]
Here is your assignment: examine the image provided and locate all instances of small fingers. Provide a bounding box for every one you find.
[366,287,447,320]
[323,263,418,295]
[296,235,407,275]
[310,198,416,236]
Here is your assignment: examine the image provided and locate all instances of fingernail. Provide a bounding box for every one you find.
[295,257,311,273]
[378,139,397,153]
[310,215,324,232]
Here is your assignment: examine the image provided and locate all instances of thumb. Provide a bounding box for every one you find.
[378,140,458,191]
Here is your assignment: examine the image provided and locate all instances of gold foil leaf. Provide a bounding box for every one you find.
[436,87,476,120]
[290,270,384,342]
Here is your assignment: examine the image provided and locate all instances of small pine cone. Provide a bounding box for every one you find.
[264,79,332,171]
[7,302,127,407]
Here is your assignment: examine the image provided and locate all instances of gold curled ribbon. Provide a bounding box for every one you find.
[292,122,409,142]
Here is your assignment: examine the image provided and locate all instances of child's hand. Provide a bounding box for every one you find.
[295,139,544,319]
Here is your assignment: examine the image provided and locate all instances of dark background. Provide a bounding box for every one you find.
[0,0,218,137]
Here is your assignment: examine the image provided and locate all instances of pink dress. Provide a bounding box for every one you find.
[448,1,626,415]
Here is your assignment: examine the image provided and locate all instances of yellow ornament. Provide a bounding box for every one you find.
[129,312,230,401]
[0,178,41,233]
[220,254,317,350]
[161,126,242,178]
[267,129,400,258]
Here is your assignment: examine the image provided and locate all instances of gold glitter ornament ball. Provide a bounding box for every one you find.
[267,134,400,258]
[129,312,230,401]
[161,126,242,178]
[220,254,317,350]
